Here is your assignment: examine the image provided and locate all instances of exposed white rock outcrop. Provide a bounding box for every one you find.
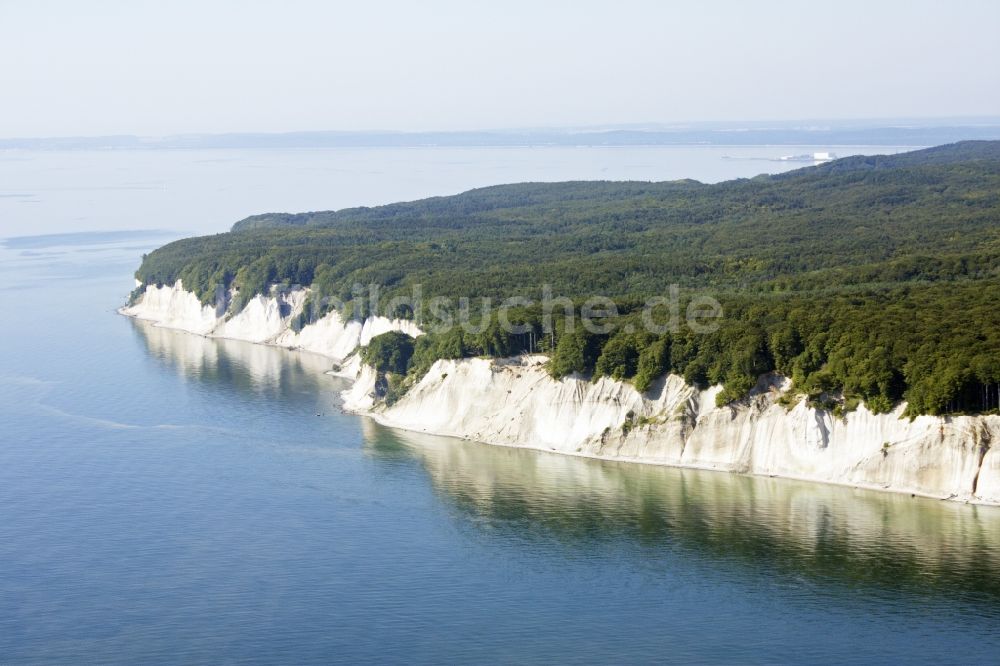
[348,355,1000,506]
[213,290,308,343]
[274,312,365,360]
[120,280,421,361]
[121,280,1000,506]
[341,364,379,412]
[120,280,222,335]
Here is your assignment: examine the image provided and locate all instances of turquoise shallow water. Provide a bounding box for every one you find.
[2,237,1000,664]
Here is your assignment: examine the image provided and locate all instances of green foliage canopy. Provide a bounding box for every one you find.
[133,142,1000,416]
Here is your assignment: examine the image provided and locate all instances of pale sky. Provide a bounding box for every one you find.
[1,0,998,137]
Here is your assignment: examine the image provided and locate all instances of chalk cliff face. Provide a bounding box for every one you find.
[120,280,421,360]
[122,281,1000,506]
[121,280,223,335]
[346,356,1000,505]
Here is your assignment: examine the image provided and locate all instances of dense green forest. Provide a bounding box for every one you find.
[134,141,1000,416]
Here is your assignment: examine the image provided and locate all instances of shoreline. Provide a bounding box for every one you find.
[119,285,1000,508]
[347,402,1000,509]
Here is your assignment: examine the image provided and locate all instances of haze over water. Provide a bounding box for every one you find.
[0,144,916,237]
[2,146,998,664]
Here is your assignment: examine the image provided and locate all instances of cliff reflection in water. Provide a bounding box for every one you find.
[363,420,1000,598]
[130,318,340,400]
[130,317,1000,601]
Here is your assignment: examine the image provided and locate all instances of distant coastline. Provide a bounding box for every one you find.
[3,118,1000,151]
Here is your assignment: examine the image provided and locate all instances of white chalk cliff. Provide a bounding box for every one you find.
[123,281,1000,506]
[121,280,422,358]
[346,356,1000,506]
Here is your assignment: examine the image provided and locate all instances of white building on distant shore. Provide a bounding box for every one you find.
[778,151,838,162]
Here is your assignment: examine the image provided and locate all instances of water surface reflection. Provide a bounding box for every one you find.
[131,318,338,398]
[132,317,1000,604]
[364,421,1000,599]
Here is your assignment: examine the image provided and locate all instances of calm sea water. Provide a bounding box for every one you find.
[2,146,999,664]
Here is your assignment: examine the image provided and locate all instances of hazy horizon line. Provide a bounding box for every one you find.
[3,116,1000,144]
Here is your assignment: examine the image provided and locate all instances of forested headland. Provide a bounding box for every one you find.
[133,141,1000,416]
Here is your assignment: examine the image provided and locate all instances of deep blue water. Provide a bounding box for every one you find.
[1,157,999,663]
